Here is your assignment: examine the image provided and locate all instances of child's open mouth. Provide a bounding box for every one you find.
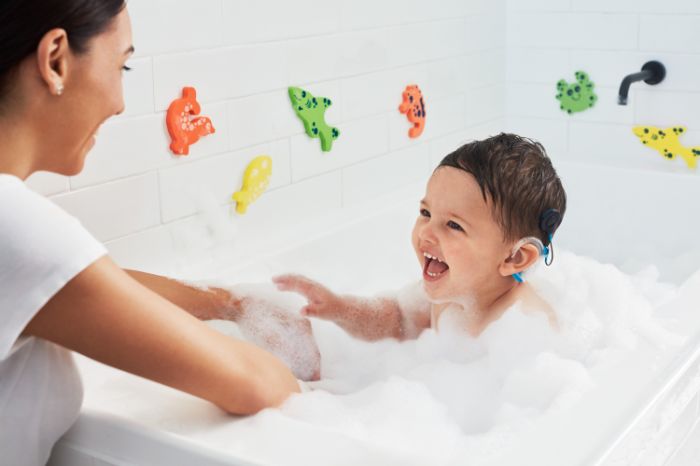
[423,252,449,282]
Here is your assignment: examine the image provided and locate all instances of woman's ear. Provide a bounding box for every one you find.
[36,28,70,96]
[499,242,541,278]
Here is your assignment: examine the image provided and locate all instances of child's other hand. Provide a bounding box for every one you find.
[273,274,345,322]
[237,295,321,382]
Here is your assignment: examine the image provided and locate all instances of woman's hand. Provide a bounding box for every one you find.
[235,293,321,382]
[125,271,321,382]
[25,257,300,415]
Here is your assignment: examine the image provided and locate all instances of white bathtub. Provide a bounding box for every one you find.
[48,160,700,466]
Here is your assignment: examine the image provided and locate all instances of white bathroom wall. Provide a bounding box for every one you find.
[504,0,700,280]
[505,0,700,175]
[26,0,506,272]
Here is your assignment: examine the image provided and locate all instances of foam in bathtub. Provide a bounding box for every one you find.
[556,71,597,114]
[633,125,699,170]
[232,155,272,214]
[166,86,215,155]
[107,240,691,466]
[288,87,340,152]
[225,283,321,382]
[399,84,426,138]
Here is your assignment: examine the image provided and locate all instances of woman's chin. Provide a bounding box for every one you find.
[65,139,95,175]
[55,156,87,177]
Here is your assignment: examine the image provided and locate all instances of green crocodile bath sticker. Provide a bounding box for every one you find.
[556,71,597,115]
[288,87,340,152]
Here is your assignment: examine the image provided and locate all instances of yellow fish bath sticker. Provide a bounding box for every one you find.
[632,125,700,170]
[232,156,272,214]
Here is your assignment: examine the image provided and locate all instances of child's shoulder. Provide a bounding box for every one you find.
[518,283,559,331]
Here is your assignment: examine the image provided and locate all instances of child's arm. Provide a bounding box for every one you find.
[273,275,431,341]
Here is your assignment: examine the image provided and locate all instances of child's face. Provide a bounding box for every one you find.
[411,166,512,301]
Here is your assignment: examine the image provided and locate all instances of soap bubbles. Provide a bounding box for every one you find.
[186,249,694,466]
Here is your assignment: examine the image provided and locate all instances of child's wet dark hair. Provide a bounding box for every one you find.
[438,133,566,246]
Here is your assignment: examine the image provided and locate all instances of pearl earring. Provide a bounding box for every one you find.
[55,82,64,96]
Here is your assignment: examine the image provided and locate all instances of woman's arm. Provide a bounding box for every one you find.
[125,269,322,381]
[23,256,300,415]
[124,269,240,321]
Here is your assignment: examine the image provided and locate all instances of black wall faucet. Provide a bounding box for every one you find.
[618,61,666,105]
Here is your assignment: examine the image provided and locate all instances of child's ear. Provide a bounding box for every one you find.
[499,243,541,278]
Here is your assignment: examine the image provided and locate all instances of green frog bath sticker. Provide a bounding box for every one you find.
[556,71,597,115]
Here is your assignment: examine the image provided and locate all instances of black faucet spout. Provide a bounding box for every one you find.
[618,61,666,105]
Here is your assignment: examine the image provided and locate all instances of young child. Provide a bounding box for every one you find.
[274,133,567,340]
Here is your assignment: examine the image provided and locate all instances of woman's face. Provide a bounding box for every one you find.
[45,8,133,175]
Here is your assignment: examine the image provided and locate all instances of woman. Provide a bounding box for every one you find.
[0,2,315,464]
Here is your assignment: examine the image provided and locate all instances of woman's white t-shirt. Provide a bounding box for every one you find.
[0,174,106,465]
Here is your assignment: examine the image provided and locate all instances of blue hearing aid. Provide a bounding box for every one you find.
[511,209,562,282]
[539,208,561,267]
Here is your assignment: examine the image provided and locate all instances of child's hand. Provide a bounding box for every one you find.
[237,295,321,382]
[272,274,345,323]
[274,274,406,342]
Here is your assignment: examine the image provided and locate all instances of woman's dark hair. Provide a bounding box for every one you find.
[438,133,567,246]
[0,0,126,104]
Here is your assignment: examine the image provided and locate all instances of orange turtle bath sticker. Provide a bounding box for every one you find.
[399,84,426,138]
[166,87,215,155]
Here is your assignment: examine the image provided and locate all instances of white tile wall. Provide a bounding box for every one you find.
[342,143,431,206]
[52,173,161,242]
[290,113,390,181]
[128,0,224,56]
[221,0,340,45]
[158,139,291,222]
[505,0,700,177]
[31,0,699,270]
[28,0,507,268]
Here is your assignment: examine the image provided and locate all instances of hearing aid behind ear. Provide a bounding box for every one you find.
[510,208,562,283]
[510,236,547,283]
[510,236,547,258]
[539,208,561,266]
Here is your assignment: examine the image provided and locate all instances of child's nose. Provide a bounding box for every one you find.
[419,222,438,243]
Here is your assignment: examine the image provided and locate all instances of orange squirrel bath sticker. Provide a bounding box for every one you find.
[399,84,426,138]
[166,87,215,155]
